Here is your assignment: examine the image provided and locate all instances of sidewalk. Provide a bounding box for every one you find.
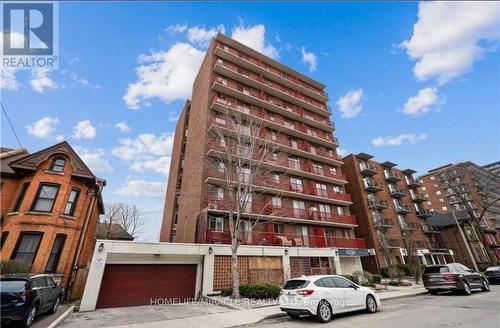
[111,286,428,328]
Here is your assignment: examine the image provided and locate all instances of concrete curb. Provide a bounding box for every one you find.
[47,305,75,328]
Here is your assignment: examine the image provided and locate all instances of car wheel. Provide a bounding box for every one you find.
[429,290,438,295]
[47,296,60,314]
[287,313,300,319]
[366,295,377,313]
[316,300,333,323]
[462,281,472,295]
[22,304,37,328]
[481,278,491,292]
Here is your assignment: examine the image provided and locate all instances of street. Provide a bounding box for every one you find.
[251,285,500,328]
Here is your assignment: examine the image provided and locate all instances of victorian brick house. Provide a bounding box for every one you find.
[0,142,105,293]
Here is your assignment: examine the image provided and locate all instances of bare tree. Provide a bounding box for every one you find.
[441,162,500,266]
[100,203,146,239]
[399,226,421,283]
[207,106,285,298]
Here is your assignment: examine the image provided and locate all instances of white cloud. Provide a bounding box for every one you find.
[72,120,96,139]
[26,117,59,138]
[187,25,225,47]
[112,133,174,160]
[165,23,187,34]
[231,24,279,58]
[123,43,205,109]
[372,133,427,146]
[400,2,500,84]
[336,89,364,119]
[301,46,318,72]
[115,121,130,133]
[56,135,64,142]
[70,72,101,89]
[30,69,58,93]
[74,146,114,174]
[403,87,445,116]
[1,68,18,90]
[116,180,166,198]
[336,148,349,158]
[131,156,171,176]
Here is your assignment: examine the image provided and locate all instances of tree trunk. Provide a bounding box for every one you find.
[230,243,240,298]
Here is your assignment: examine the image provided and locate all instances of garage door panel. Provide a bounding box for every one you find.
[96,264,196,308]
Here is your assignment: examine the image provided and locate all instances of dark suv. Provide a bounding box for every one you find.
[1,274,62,328]
[423,263,490,295]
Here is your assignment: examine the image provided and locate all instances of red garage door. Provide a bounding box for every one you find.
[96,264,197,308]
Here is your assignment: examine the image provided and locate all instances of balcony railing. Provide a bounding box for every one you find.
[374,218,394,229]
[205,196,357,226]
[411,193,428,202]
[214,59,329,116]
[359,163,378,176]
[389,187,407,198]
[368,199,388,209]
[212,76,333,130]
[406,177,422,188]
[416,209,433,218]
[384,170,403,182]
[421,225,440,234]
[395,204,412,214]
[215,43,328,101]
[385,239,401,248]
[364,181,383,193]
[205,228,366,249]
[401,222,419,231]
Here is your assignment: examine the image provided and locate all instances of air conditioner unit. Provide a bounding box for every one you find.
[208,203,218,210]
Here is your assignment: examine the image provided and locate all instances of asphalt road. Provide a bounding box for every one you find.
[252,285,500,328]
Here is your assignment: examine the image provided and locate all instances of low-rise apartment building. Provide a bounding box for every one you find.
[342,153,453,273]
[0,142,105,295]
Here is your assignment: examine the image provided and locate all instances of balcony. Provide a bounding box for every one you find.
[386,239,401,248]
[211,76,333,132]
[416,209,433,218]
[411,193,428,202]
[384,170,403,182]
[374,218,394,229]
[401,222,419,231]
[204,229,365,249]
[359,163,377,176]
[368,199,389,210]
[406,177,422,188]
[213,59,329,117]
[205,196,357,226]
[389,187,407,198]
[364,180,383,193]
[395,203,412,214]
[214,43,328,103]
[421,225,440,234]
[429,243,448,252]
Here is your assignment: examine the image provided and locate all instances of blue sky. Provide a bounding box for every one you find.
[1,2,499,240]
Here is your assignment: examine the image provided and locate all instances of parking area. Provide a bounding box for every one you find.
[59,301,234,328]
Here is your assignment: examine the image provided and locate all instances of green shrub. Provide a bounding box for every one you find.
[396,263,411,276]
[219,284,281,299]
[389,280,401,286]
[363,271,374,284]
[371,274,382,284]
[0,260,31,275]
[340,274,359,284]
[380,267,389,278]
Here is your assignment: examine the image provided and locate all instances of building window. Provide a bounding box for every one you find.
[31,184,60,212]
[12,182,30,212]
[45,235,66,273]
[209,217,224,232]
[1,232,8,250]
[215,188,224,200]
[442,206,448,211]
[271,196,282,207]
[50,158,66,173]
[436,190,441,195]
[290,178,303,192]
[274,223,284,234]
[63,188,80,216]
[11,232,43,265]
[325,228,334,237]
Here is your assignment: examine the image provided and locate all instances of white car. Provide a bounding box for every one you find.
[279,275,381,323]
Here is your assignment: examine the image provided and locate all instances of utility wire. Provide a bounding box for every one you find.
[1,102,23,149]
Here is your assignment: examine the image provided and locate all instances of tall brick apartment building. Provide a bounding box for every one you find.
[420,162,500,266]
[160,33,370,276]
[342,153,454,273]
[0,142,105,293]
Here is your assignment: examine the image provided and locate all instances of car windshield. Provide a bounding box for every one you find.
[424,266,449,274]
[1,280,28,292]
[283,279,309,289]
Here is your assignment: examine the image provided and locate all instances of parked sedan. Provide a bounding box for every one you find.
[1,274,62,328]
[485,266,500,284]
[423,263,490,295]
[279,275,380,323]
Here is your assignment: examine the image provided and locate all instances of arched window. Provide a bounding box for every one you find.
[50,158,66,172]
